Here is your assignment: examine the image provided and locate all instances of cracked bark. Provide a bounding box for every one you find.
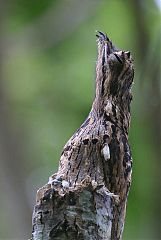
[31,31,134,240]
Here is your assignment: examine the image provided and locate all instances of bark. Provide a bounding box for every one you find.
[32,31,134,240]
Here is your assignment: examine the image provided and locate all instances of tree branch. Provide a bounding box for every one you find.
[32,31,134,240]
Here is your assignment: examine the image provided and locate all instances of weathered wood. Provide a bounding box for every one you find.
[32,31,134,240]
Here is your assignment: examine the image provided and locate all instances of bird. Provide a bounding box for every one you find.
[48,31,134,239]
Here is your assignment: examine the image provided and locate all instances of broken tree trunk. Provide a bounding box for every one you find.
[32,31,134,240]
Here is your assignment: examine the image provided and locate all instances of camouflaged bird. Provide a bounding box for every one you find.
[50,31,133,237]
[33,31,134,240]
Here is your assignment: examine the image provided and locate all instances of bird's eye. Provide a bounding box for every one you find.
[113,53,123,64]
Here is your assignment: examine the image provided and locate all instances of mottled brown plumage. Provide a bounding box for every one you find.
[32,31,134,240]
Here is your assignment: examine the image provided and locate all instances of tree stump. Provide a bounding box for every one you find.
[31,31,134,240]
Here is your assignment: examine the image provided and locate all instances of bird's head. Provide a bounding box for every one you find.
[95,31,134,100]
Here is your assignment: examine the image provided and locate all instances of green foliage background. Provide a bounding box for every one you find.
[0,0,160,239]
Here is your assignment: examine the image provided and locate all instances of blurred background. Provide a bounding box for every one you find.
[0,0,160,239]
